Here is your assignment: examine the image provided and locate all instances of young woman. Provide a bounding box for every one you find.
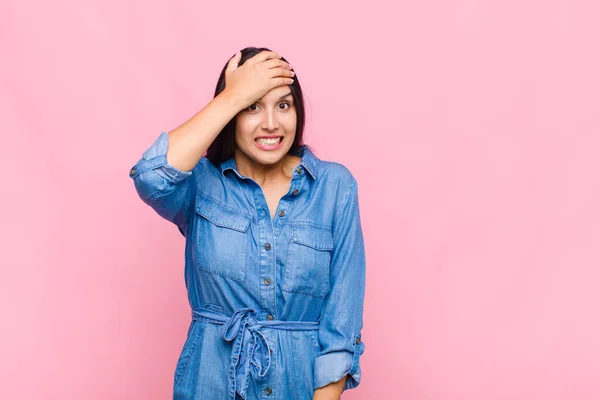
[129,47,366,400]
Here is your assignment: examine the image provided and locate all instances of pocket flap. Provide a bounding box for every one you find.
[291,225,334,250]
[195,195,251,232]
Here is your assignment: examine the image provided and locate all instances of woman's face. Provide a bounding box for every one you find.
[234,85,297,166]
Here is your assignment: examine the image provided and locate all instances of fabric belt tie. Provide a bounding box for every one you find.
[191,307,319,400]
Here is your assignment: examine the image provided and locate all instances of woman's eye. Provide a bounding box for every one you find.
[246,102,290,112]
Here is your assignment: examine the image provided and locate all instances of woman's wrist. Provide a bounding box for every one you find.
[217,88,247,114]
[313,374,347,400]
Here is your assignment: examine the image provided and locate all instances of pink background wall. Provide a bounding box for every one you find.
[2,0,599,398]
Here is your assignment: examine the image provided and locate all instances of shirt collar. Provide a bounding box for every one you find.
[220,144,320,180]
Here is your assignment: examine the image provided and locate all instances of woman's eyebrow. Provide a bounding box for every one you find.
[279,92,293,100]
[257,92,293,105]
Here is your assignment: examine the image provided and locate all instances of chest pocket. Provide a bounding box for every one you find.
[194,195,251,282]
[283,224,334,298]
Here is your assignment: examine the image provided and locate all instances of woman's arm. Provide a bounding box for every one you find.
[165,90,242,172]
[312,176,367,395]
[128,90,241,234]
[129,50,293,233]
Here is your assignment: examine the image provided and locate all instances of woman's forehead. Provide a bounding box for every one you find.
[257,86,293,103]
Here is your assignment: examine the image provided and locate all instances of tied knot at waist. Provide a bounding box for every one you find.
[191,307,319,400]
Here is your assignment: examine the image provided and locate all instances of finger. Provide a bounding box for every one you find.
[266,67,295,79]
[262,58,292,70]
[269,77,295,90]
[225,51,241,73]
[246,50,281,66]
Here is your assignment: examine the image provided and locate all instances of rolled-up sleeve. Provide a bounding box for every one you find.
[129,131,195,236]
[314,177,366,392]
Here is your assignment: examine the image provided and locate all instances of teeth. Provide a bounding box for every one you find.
[256,137,281,145]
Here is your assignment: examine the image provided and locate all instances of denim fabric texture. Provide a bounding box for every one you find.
[129,131,366,399]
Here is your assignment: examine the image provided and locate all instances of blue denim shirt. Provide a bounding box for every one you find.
[129,132,366,399]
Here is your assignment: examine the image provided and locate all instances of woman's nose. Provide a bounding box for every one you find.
[261,112,280,130]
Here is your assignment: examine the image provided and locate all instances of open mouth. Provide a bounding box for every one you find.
[254,137,283,146]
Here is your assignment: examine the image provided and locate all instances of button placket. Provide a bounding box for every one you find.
[249,183,277,350]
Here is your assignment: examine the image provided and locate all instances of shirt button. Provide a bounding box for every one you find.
[295,166,303,174]
[264,243,271,251]
[356,337,361,345]
[265,387,273,395]
[292,189,299,195]
[278,209,285,217]
[269,348,273,355]
[266,314,274,321]
[264,277,271,285]
[129,168,136,175]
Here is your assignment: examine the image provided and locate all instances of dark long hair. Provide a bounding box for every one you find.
[205,46,307,166]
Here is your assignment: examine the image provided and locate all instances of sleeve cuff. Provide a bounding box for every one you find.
[314,340,364,391]
[129,131,192,184]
